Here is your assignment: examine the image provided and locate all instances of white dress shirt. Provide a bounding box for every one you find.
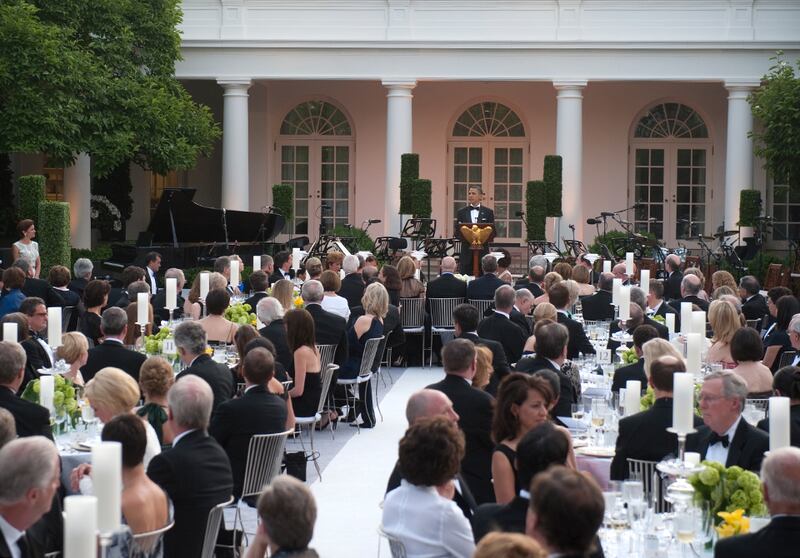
[147,267,158,293]
[793,353,800,367]
[382,480,475,558]
[469,205,480,223]
[0,514,24,558]
[705,415,742,467]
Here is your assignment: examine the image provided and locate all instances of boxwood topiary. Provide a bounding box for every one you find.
[38,201,71,275]
[738,190,762,227]
[400,153,419,215]
[544,155,563,218]
[526,180,547,241]
[272,183,293,232]
[18,175,46,223]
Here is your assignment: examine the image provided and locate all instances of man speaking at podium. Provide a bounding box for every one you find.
[457,186,495,275]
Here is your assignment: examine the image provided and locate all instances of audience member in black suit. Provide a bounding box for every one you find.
[466,254,505,301]
[714,446,800,558]
[0,437,61,558]
[0,341,53,440]
[611,325,659,393]
[662,254,683,301]
[243,270,269,311]
[477,285,527,365]
[647,279,679,330]
[337,254,366,309]
[144,251,162,295]
[514,264,545,298]
[607,303,645,353]
[13,259,64,308]
[549,283,596,359]
[147,375,233,558]
[151,268,186,323]
[738,275,769,322]
[757,366,800,447]
[525,466,605,558]
[385,389,477,519]
[425,256,467,304]
[268,251,295,285]
[108,266,146,310]
[763,295,800,373]
[68,257,93,299]
[611,356,703,480]
[210,347,289,499]
[510,289,534,336]
[688,371,769,472]
[515,321,575,420]
[630,286,669,339]
[19,297,53,383]
[453,304,511,395]
[80,307,147,383]
[47,265,80,307]
[457,186,495,275]
[301,280,349,367]
[1,313,41,392]
[580,272,615,321]
[669,274,710,313]
[427,339,496,505]
[174,321,234,416]
[256,297,293,371]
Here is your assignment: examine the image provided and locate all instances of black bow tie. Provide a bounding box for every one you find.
[709,432,729,448]
[470,205,480,210]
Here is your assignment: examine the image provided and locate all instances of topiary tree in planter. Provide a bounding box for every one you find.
[409,179,432,218]
[37,201,71,275]
[526,180,547,240]
[272,183,293,233]
[399,153,419,215]
[543,155,563,218]
[18,175,45,223]
[738,190,762,227]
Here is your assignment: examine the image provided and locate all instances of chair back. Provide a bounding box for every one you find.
[130,521,175,557]
[469,299,493,317]
[429,298,464,329]
[317,344,337,371]
[200,496,234,558]
[745,318,761,331]
[779,350,797,369]
[62,306,77,333]
[627,458,668,513]
[377,525,408,558]
[399,298,425,329]
[241,430,294,499]
[359,336,384,378]
[311,364,338,418]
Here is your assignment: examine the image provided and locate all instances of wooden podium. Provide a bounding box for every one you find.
[459,223,495,277]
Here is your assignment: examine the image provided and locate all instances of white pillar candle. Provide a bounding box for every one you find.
[136,292,149,325]
[612,278,622,306]
[2,322,18,343]
[686,333,702,375]
[692,311,707,339]
[47,307,62,349]
[200,272,210,300]
[165,277,177,310]
[770,396,791,451]
[229,259,240,287]
[625,380,641,417]
[639,269,650,289]
[619,286,631,321]
[665,313,676,336]
[680,302,693,334]
[684,452,701,467]
[626,252,634,276]
[39,375,54,412]
[603,260,612,274]
[672,373,695,434]
[92,441,122,534]
[64,495,97,558]
[291,248,302,272]
[253,255,261,272]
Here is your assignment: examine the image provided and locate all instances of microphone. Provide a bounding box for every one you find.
[601,212,616,217]
[568,224,576,230]
[587,218,601,225]
[514,210,525,217]
[632,203,645,210]
[367,219,382,224]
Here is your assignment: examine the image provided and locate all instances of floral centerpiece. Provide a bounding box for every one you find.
[689,461,766,524]
[640,383,703,414]
[620,347,639,365]
[90,194,123,235]
[143,327,172,355]
[225,302,257,326]
[21,370,80,429]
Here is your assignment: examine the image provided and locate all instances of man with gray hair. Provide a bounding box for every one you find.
[669,273,710,312]
[688,370,769,471]
[256,297,292,370]
[148,375,233,558]
[0,436,61,557]
[714,446,800,557]
[511,288,534,335]
[174,321,234,415]
[337,254,366,309]
[0,342,52,439]
[663,253,683,301]
[81,306,146,383]
[301,280,348,366]
[69,257,94,298]
[152,267,186,321]
[739,275,769,322]
[477,284,527,364]
[466,254,504,300]
[515,264,545,298]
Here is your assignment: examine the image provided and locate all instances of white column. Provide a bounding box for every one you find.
[724,80,760,233]
[63,153,91,249]
[554,80,587,245]
[383,79,416,235]
[218,79,251,211]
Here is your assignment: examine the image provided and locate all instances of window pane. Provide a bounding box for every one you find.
[295,183,308,198]
[650,167,664,184]
[495,149,508,165]
[335,201,348,218]
[495,167,508,183]
[469,166,481,182]
[692,168,706,185]
[509,221,522,238]
[321,183,333,198]
[454,166,467,182]
[692,187,705,203]
[335,183,348,199]
[677,186,690,203]
[295,200,308,218]
[282,146,294,162]
[296,164,308,181]
[335,164,348,181]
[651,150,664,166]
[677,168,691,185]
[336,146,348,160]
[510,167,523,183]
[693,150,706,166]
[454,148,468,164]
[510,149,523,165]
[496,205,507,219]
[635,186,649,203]
[635,168,648,184]
[296,147,309,163]
[495,186,507,201]
[510,184,522,201]
[281,166,294,181]
[635,149,649,166]
[651,186,663,201]
[321,146,334,163]
[677,149,691,166]
[321,165,334,181]
[469,148,482,164]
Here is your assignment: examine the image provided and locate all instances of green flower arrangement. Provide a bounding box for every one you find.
[689,461,767,523]
[620,347,639,365]
[640,383,702,416]
[21,374,80,428]
[225,303,257,326]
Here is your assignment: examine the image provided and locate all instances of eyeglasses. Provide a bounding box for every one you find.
[697,394,725,403]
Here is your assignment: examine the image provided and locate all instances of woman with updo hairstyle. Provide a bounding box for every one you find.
[11,219,40,277]
[184,271,227,320]
[711,285,736,300]
[474,532,544,558]
[758,366,800,448]
[472,345,494,391]
[382,416,474,558]
[271,279,295,313]
[319,270,350,320]
[522,310,557,355]
[136,356,175,448]
[79,279,110,345]
[706,299,739,367]
[496,248,514,284]
[325,250,344,273]
[55,331,89,386]
[198,288,237,344]
[533,272,562,305]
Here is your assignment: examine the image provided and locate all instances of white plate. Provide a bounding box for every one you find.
[575,446,615,458]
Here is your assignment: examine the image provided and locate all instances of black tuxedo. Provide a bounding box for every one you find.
[151,290,185,323]
[0,386,53,440]
[427,374,495,504]
[611,359,647,393]
[477,312,527,364]
[652,300,679,330]
[209,385,287,498]
[758,404,800,448]
[67,277,88,299]
[466,273,504,301]
[514,279,543,298]
[243,292,268,311]
[21,277,64,308]
[107,287,130,309]
[0,529,41,558]
[688,419,769,472]
[146,267,159,293]
[20,337,51,390]
[515,357,575,419]
[81,340,147,383]
[741,294,769,322]
[663,270,683,301]
[305,303,349,367]
[386,462,477,520]
[644,316,669,339]
[713,515,800,558]
[426,273,467,303]
[611,397,703,480]
[456,332,511,395]
[669,295,710,313]
[580,290,615,321]
[268,269,294,286]
[557,312,596,359]
[147,430,233,558]
[457,205,495,275]
[53,288,80,308]
[510,307,531,336]
[176,354,235,415]
[259,319,292,370]
[337,273,366,309]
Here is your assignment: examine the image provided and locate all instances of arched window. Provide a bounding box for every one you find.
[278,100,354,236]
[630,102,711,243]
[449,102,528,241]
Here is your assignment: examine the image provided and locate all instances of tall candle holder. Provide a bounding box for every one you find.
[657,428,703,510]
[167,308,175,325]
[99,532,113,558]
[200,297,207,318]
[137,323,147,353]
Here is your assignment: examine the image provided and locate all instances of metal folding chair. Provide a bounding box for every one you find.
[130,521,174,557]
[627,458,669,513]
[779,350,797,368]
[469,298,494,318]
[399,298,427,366]
[294,364,338,479]
[335,336,384,433]
[377,524,408,558]
[428,297,464,366]
[202,495,234,558]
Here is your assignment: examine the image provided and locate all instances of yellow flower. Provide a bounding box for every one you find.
[293,296,304,308]
[205,347,214,356]
[715,509,750,538]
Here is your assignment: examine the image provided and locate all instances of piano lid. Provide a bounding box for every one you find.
[147,188,285,245]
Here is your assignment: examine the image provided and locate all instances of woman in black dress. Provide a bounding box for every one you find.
[286,308,322,418]
[79,279,110,346]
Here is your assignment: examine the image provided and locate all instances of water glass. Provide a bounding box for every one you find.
[622,480,644,505]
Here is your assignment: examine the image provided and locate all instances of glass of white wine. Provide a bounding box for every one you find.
[674,507,698,557]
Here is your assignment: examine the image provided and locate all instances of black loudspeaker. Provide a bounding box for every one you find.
[135,231,154,247]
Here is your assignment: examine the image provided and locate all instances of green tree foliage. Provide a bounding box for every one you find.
[526,181,547,240]
[750,54,800,190]
[0,0,220,176]
[543,155,563,217]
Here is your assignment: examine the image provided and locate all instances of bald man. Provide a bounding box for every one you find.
[386,389,476,518]
[426,257,468,301]
[669,273,710,313]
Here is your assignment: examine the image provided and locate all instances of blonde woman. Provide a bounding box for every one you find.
[523,304,558,353]
[271,279,295,313]
[55,331,89,386]
[572,265,595,296]
[472,345,494,391]
[397,255,425,299]
[711,270,738,293]
[533,272,562,305]
[184,271,227,319]
[563,279,580,311]
[706,299,739,367]
[642,338,685,378]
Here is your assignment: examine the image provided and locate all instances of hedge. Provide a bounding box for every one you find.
[38,201,71,275]
[409,179,432,218]
[544,155,563,218]
[526,180,547,240]
[399,153,419,215]
[738,190,762,227]
[272,184,293,233]
[18,175,46,223]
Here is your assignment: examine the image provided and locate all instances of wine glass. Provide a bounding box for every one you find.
[674,506,698,557]
[53,407,68,438]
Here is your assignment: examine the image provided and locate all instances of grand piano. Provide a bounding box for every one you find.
[103,188,285,271]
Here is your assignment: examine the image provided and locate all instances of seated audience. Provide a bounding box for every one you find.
[382,416,475,557]
[230,324,260,385]
[553,262,572,281]
[337,254,366,309]
[642,337,685,378]
[55,331,88,386]
[78,279,111,345]
[532,271,563,306]
[0,267,26,318]
[763,295,800,372]
[109,266,146,309]
[184,271,227,320]
[303,257,323,281]
[301,280,349,367]
[269,251,294,285]
[647,278,679,326]
[124,281,154,346]
[426,257,467,304]
[572,264,595,296]
[70,257,94,298]
[472,345,494,391]
[81,307,147,383]
[495,249,513,284]
[378,264,402,307]
[0,341,52,439]
[549,283,595,359]
[515,321,575,419]
[198,288,237,344]
[320,270,350,319]
[271,279,295,313]
[137,356,175,448]
[474,532,544,558]
[669,273,710,312]
[611,325,660,393]
[151,268,186,322]
[244,270,269,310]
[739,275,769,322]
[242,337,291,391]
[19,297,54,377]
[763,286,793,337]
[515,263,545,298]
[398,255,425,299]
[325,251,344,273]
[757,366,800,448]
[523,302,558,354]
[630,286,669,339]
[174,321,234,415]
[730,327,774,397]
[0,408,15,447]
[453,303,510,395]
[47,265,80,307]
[712,269,738,293]
[14,257,63,308]
[257,297,292,370]
[706,299,739,367]
[1,312,40,391]
[477,285,527,364]
[511,289,534,336]
[467,255,505,301]
[286,309,322,420]
[581,272,615,321]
